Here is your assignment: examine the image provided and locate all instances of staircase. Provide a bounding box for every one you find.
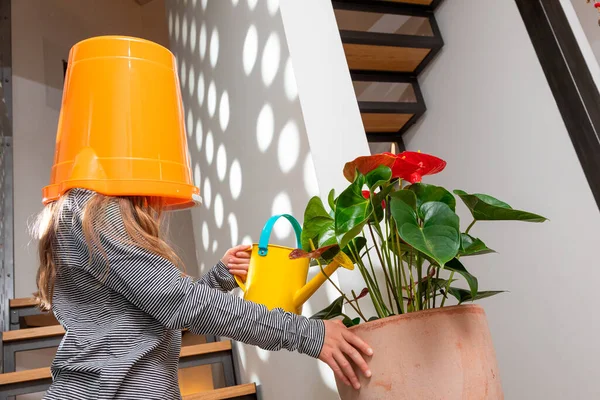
[0,298,257,399]
[332,0,444,145]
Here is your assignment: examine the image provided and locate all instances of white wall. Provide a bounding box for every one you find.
[11,0,197,298]
[404,1,600,398]
[165,0,341,398]
[565,0,600,89]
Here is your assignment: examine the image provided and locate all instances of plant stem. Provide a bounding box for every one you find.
[440,271,455,307]
[465,220,477,235]
[433,267,440,308]
[348,243,387,318]
[368,223,401,313]
[415,253,423,311]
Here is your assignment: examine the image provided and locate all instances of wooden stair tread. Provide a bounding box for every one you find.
[0,342,233,386]
[3,325,65,342]
[180,341,232,357]
[183,384,256,400]
[386,0,432,5]
[0,367,52,386]
[361,112,413,132]
[9,298,39,309]
[344,43,430,73]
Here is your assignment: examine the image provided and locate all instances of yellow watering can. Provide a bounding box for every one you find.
[235,214,349,314]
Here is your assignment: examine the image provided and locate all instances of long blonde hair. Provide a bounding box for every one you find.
[34,191,182,309]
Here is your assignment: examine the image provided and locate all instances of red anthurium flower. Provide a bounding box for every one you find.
[388,151,446,184]
[362,190,386,209]
[344,152,446,184]
[343,153,396,182]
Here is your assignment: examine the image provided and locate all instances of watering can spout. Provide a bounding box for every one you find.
[294,260,349,310]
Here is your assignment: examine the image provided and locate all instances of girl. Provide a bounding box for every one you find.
[35,189,372,399]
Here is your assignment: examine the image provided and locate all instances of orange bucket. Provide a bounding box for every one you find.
[43,36,201,209]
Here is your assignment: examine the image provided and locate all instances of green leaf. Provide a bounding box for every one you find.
[335,174,373,249]
[342,316,361,327]
[417,277,455,296]
[389,189,417,210]
[365,165,392,190]
[454,190,547,222]
[301,197,336,251]
[342,237,367,263]
[408,183,456,211]
[445,258,478,299]
[368,316,379,322]
[460,234,495,256]
[310,296,344,320]
[390,200,460,267]
[328,189,336,211]
[447,288,505,304]
[371,185,395,223]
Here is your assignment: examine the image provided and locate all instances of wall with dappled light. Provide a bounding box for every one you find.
[165,0,342,397]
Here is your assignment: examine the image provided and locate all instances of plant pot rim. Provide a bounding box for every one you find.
[350,304,486,331]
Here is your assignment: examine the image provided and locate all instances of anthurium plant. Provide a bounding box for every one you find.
[291,152,547,326]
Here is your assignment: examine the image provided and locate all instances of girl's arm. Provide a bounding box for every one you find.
[195,261,238,292]
[195,245,251,292]
[67,200,324,357]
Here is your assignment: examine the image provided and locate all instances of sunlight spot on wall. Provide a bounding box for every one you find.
[232,0,239,5]
[210,27,220,68]
[303,154,320,197]
[168,10,174,36]
[190,21,197,52]
[241,235,253,245]
[194,163,202,187]
[188,65,195,97]
[247,0,258,10]
[212,240,218,253]
[207,81,217,117]
[205,130,215,164]
[278,121,300,173]
[219,91,230,132]
[191,0,197,7]
[203,177,213,209]
[182,17,188,48]
[214,194,224,228]
[261,33,281,87]
[202,221,210,251]
[197,72,205,106]
[243,25,258,76]
[186,109,194,138]
[201,0,208,10]
[256,103,274,152]
[195,119,204,151]
[249,371,261,386]
[180,60,187,88]
[228,213,239,246]
[271,192,292,239]
[216,144,228,181]
[229,159,242,200]
[199,23,207,61]
[284,58,298,101]
[256,348,271,361]
[175,13,180,43]
[267,0,279,15]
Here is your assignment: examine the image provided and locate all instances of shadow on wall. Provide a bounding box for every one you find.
[166,0,339,398]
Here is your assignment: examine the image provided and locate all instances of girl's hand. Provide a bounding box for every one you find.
[319,320,373,390]
[221,245,252,278]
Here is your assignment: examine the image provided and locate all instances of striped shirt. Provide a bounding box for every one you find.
[44,189,325,400]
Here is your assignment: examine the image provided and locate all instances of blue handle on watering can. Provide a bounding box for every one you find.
[258,214,303,257]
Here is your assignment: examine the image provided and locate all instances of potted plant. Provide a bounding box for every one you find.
[291,152,546,400]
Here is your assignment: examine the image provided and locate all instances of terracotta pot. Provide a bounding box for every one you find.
[336,304,503,400]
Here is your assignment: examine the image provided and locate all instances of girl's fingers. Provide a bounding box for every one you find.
[232,244,252,253]
[235,251,251,259]
[326,357,351,387]
[342,330,373,357]
[341,343,371,378]
[333,350,360,389]
[229,270,247,277]
[230,257,250,265]
[227,263,249,270]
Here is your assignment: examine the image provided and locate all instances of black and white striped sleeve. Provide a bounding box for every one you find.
[195,262,239,292]
[68,201,325,358]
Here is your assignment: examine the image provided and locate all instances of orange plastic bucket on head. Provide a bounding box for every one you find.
[43,36,201,210]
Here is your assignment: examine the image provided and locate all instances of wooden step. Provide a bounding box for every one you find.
[2,325,64,342]
[0,342,233,386]
[183,384,257,400]
[9,298,39,309]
